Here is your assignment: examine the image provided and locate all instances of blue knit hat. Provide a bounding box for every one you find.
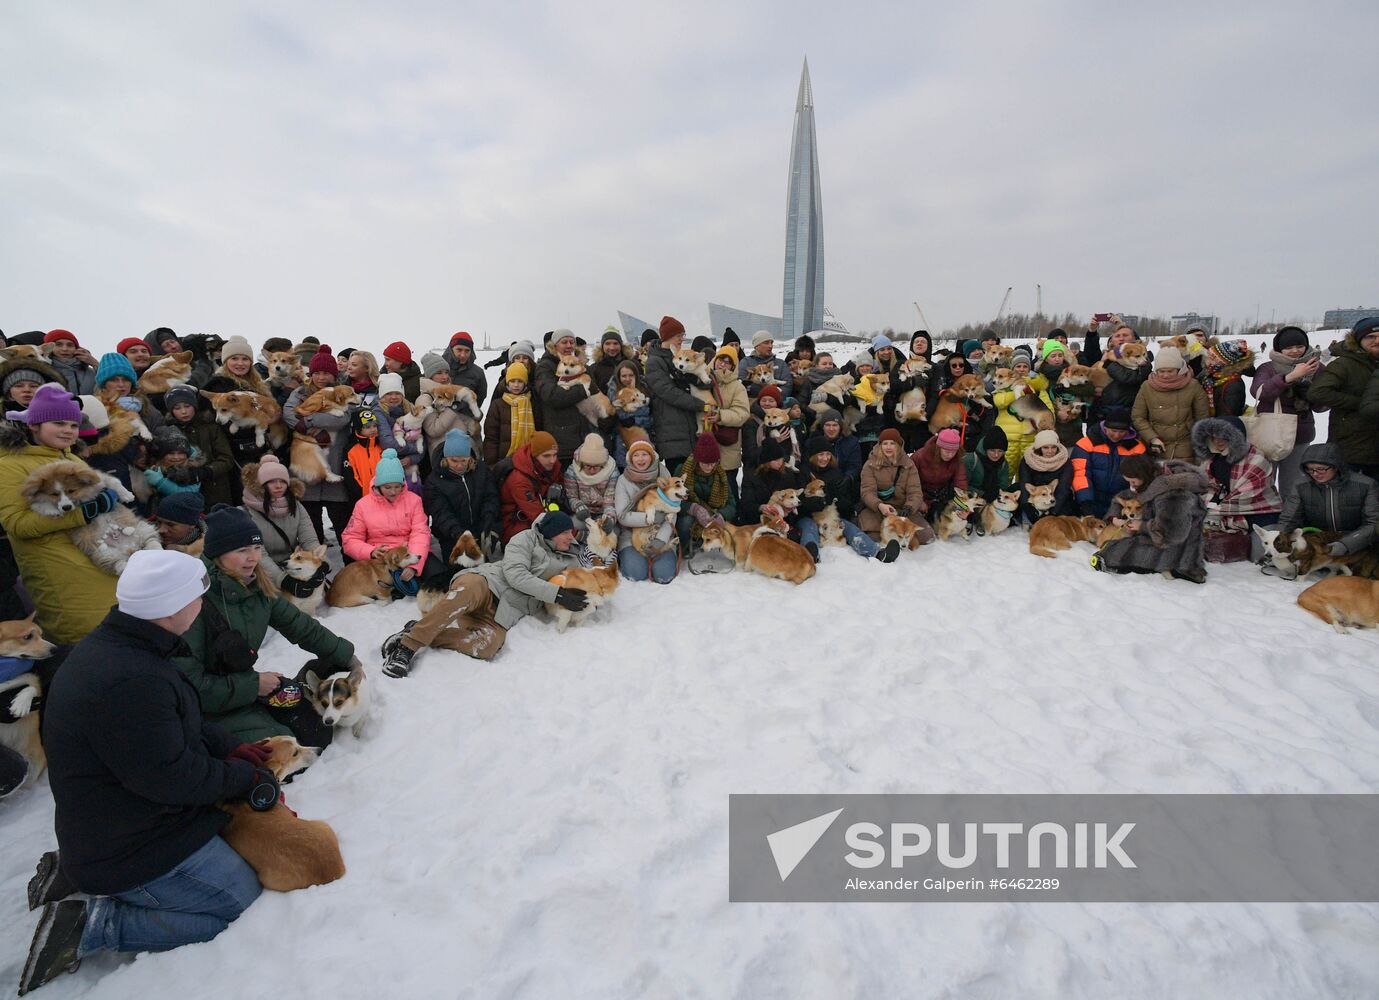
[872,333,893,351]
[95,352,138,389]
[537,510,574,539]
[373,448,405,487]
[443,428,471,458]
[156,492,205,526]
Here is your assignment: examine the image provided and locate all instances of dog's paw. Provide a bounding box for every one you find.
[10,686,38,717]
[325,474,343,483]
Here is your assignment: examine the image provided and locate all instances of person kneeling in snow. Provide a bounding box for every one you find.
[379,510,590,677]
[1091,460,1212,584]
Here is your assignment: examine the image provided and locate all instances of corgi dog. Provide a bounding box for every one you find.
[0,613,56,782]
[989,368,1017,393]
[984,344,1014,368]
[808,373,857,415]
[747,364,781,389]
[20,461,160,575]
[220,736,345,892]
[280,545,330,616]
[1058,363,1111,391]
[611,386,652,449]
[555,352,615,425]
[1097,498,1143,545]
[200,389,283,448]
[842,373,888,436]
[417,384,483,458]
[266,351,304,394]
[699,522,815,584]
[325,545,420,608]
[1252,526,1379,582]
[631,476,689,555]
[301,659,370,735]
[981,488,1022,536]
[1055,398,1086,427]
[2,344,44,362]
[1024,483,1058,515]
[812,503,846,547]
[391,402,426,483]
[881,515,925,551]
[289,386,357,485]
[1096,341,1149,370]
[1028,515,1106,557]
[929,375,990,434]
[894,358,930,424]
[788,357,813,376]
[1159,335,1190,352]
[136,351,193,395]
[766,487,802,516]
[1297,577,1379,634]
[935,489,980,541]
[545,563,620,631]
[672,347,712,387]
[584,515,619,566]
[1009,388,1055,432]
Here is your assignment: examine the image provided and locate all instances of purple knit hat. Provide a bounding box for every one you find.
[12,383,83,425]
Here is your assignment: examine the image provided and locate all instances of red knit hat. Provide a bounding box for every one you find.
[308,345,339,376]
[692,432,720,465]
[659,316,686,342]
[44,329,79,347]
[757,384,783,407]
[117,337,146,355]
[383,341,412,365]
[449,331,473,349]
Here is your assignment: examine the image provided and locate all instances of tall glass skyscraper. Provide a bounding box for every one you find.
[782,58,825,342]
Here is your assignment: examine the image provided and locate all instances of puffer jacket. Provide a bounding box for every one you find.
[704,367,751,472]
[1310,335,1379,465]
[340,484,432,571]
[175,557,354,741]
[500,443,563,542]
[533,350,597,463]
[469,514,584,630]
[424,456,501,556]
[1132,378,1209,459]
[1071,422,1148,517]
[483,388,543,466]
[1277,443,1379,553]
[1190,417,1281,518]
[859,444,926,534]
[644,342,705,462]
[0,422,117,643]
[911,437,970,509]
[283,385,353,503]
[1089,356,1149,423]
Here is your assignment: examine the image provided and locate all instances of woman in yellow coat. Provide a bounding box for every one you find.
[0,385,120,642]
[991,350,1054,476]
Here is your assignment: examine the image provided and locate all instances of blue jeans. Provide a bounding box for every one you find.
[618,545,678,584]
[80,836,262,955]
[798,516,879,557]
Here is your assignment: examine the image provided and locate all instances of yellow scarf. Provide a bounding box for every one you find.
[504,390,535,456]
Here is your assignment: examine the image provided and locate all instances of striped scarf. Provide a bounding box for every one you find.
[678,456,729,538]
[504,390,535,456]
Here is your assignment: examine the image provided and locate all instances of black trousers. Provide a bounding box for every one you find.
[303,500,355,554]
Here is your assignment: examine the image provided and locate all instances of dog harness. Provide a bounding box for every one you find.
[279,563,329,599]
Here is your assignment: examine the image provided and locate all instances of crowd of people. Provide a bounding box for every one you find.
[2,311,1378,992]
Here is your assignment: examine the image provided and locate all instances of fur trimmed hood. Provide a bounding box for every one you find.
[240,462,306,499]
[1141,460,1212,501]
[1190,416,1248,464]
[0,418,31,452]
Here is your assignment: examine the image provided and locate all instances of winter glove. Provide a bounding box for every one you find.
[1328,541,1348,558]
[649,508,668,525]
[262,681,303,710]
[227,741,272,767]
[553,587,589,612]
[618,413,637,427]
[810,390,827,405]
[544,484,565,506]
[80,487,120,522]
[246,767,280,812]
[710,513,726,528]
[116,396,142,413]
[688,503,712,526]
[1149,440,1166,457]
[481,531,502,562]
[574,503,590,519]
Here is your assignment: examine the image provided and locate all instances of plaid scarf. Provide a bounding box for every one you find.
[503,390,535,456]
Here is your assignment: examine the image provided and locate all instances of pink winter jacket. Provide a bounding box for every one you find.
[341,488,432,571]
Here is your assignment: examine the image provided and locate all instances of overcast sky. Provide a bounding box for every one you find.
[3,2,1376,356]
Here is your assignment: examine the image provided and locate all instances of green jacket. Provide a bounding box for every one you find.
[1310,336,1379,465]
[174,557,354,741]
[963,450,1013,502]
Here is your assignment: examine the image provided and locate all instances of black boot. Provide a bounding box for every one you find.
[28,852,76,911]
[804,541,819,563]
[874,539,901,563]
[19,900,87,995]
[382,643,416,679]
[380,620,418,660]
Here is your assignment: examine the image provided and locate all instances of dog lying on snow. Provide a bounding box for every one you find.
[325,545,419,608]
[699,522,815,584]
[1297,577,1379,634]
[1028,515,1106,558]
[19,461,160,575]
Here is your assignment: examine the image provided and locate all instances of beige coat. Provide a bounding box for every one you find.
[699,370,751,471]
[858,446,926,536]
[1132,379,1209,460]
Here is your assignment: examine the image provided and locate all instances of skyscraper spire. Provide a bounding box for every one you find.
[783,57,824,342]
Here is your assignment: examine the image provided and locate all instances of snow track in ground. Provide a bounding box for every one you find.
[3,533,1378,998]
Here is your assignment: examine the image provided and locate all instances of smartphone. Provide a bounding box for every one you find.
[1092,313,1114,323]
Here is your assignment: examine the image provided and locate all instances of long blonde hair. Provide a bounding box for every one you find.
[349,350,380,387]
[215,553,280,600]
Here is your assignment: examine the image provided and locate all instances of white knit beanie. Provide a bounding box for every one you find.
[378,372,405,397]
[1154,346,1187,372]
[574,432,609,466]
[220,336,254,362]
[117,550,210,620]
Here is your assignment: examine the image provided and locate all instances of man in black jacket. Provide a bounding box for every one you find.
[1275,443,1379,557]
[19,550,278,996]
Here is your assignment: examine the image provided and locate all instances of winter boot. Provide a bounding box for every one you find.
[382,643,416,679]
[1172,568,1208,585]
[804,541,819,563]
[380,620,418,661]
[18,900,87,996]
[874,540,901,563]
[28,852,76,912]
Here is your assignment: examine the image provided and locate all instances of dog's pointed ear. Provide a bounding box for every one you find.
[303,669,322,693]
[199,389,214,399]
[312,544,327,559]
[348,660,365,685]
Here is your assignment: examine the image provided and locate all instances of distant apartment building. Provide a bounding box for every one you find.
[1323,307,1379,330]
[1171,313,1218,335]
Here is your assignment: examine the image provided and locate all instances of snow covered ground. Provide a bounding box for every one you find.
[4,333,1377,998]
[4,540,1379,999]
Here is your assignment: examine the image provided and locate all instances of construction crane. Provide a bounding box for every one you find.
[994,287,1013,330]
[912,301,931,330]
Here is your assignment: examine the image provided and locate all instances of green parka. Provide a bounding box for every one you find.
[1309,335,1379,466]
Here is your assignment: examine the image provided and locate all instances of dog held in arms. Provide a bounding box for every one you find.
[19,461,161,575]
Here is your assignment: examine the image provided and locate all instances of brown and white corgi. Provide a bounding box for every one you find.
[929,375,989,434]
[200,389,283,448]
[1058,363,1110,391]
[1097,497,1144,545]
[418,384,483,457]
[812,503,847,547]
[984,344,1014,368]
[545,563,620,631]
[289,386,357,485]
[631,476,688,555]
[881,515,926,552]
[611,386,652,449]
[1297,577,1379,634]
[1095,341,1149,370]
[1028,515,1106,558]
[554,352,615,426]
[935,489,980,541]
[20,461,161,575]
[280,545,330,616]
[699,522,815,584]
[894,358,930,424]
[325,545,419,608]
[807,373,856,415]
[0,614,56,782]
[137,351,194,395]
[1024,483,1058,515]
[981,488,1022,536]
[266,351,304,395]
[220,736,344,892]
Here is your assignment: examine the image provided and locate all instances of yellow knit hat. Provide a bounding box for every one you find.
[506,361,529,383]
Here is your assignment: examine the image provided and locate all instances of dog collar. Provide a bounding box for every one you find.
[557,374,581,383]
[992,507,1014,520]
[656,488,682,510]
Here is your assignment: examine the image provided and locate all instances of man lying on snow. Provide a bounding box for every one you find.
[19,550,279,996]
[378,509,591,677]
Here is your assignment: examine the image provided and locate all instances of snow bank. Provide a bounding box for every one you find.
[4,535,1378,998]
